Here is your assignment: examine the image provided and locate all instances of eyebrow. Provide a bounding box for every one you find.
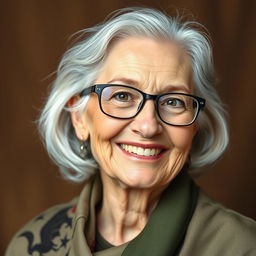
[163,84,191,93]
[107,77,191,93]
[108,77,139,86]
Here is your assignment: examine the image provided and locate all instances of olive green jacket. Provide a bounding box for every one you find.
[5,175,256,256]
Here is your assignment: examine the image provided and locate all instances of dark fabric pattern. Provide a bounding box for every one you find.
[19,207,72,255]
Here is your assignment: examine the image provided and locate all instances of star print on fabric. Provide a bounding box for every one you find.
[61,235,69,248]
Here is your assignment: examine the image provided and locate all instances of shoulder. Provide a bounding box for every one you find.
[5,198,77,256]
[180,190,256,256]
[197,191,256,235]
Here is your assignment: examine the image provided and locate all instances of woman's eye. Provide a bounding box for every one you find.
[165,98,185,108]
[112,92,131,101]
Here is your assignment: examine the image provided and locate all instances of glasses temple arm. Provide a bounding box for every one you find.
[80,87,94,97]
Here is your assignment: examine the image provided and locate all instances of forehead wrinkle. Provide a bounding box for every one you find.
[97,37,192,93]
[139,63,192,94]
[101,61,192,94]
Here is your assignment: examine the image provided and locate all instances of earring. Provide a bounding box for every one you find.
[79,137,87,159]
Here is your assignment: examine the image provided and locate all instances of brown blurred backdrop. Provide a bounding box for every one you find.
[1,0,256,254]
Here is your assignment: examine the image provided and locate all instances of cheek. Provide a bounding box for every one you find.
[86,109,128,163]
[86,97,118,141]
[157,126,195,184]
[90,114,127,142]
[168,126,195,151]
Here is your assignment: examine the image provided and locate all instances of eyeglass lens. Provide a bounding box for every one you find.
[100,86,199,125]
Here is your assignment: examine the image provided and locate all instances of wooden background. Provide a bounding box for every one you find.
[1,0,256,253]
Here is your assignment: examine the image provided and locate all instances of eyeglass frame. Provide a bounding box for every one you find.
[80,84,206,127]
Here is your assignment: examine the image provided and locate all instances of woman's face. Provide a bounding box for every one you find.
[72,37,196,189]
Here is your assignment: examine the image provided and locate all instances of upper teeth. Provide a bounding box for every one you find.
[120,144,161,156]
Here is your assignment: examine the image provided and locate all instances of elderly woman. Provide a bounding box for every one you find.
[6,7,256,256]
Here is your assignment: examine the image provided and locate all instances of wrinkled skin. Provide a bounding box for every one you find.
[70,37,196,244]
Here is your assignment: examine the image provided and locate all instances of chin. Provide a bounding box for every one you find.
[116,170,165,189]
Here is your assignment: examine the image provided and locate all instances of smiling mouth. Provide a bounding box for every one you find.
[120,144,163,157]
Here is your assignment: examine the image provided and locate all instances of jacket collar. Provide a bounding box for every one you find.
[70,170,198,256]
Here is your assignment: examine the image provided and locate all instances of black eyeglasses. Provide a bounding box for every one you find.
[80,84,205,126]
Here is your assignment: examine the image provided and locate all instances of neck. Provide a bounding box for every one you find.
[97,173,166,246]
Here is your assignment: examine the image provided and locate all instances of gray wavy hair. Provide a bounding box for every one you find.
[39,7,229,182]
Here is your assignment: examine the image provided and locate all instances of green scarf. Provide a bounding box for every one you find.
[122,171,198,256]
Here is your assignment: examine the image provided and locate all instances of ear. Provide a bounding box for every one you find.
[68,96,90,141]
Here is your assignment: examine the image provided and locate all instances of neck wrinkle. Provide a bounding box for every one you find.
[97,173,165,245]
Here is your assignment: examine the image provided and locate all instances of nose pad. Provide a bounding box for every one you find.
[131,100,162,138]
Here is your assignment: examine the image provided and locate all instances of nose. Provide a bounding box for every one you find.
[130,100,163,138]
